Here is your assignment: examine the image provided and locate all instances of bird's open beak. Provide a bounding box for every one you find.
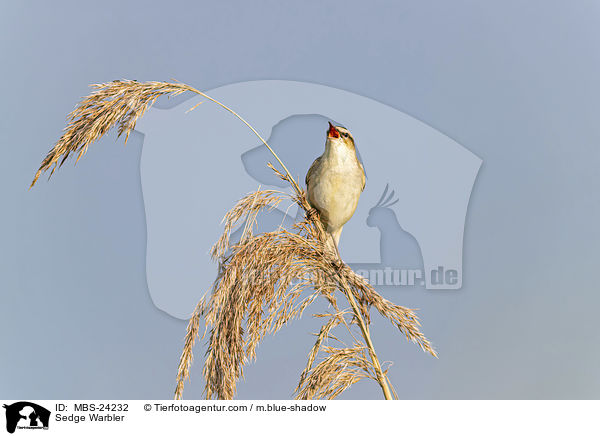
[328,122,340,138]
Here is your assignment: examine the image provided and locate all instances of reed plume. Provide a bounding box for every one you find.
[31,79,436,400]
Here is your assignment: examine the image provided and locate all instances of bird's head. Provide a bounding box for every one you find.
[326,122,355,151]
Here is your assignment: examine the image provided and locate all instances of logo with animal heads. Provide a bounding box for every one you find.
[3,402,50,433]
[135,80,482,319]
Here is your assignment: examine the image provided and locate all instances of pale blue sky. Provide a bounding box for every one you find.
[1,0,599,399]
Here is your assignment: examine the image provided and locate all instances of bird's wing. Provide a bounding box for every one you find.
[359,160,366,191]
[305,156,322,188]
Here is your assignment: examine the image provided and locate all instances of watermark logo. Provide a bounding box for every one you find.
[135,80,482,319]
[3,402,50,433]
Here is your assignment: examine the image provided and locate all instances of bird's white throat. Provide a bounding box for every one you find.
[324,138,358,167]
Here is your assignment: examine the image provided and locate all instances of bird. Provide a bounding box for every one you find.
[305,122,366,255]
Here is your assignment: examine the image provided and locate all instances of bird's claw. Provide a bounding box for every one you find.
[306,207,319,221]
[331,257,344,271]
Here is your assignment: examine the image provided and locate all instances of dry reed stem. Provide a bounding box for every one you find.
[31,79,436,401]
[178,184,435,400]
[174,298,206,400]
[295,346,374,400]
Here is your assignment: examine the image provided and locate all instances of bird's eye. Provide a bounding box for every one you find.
[342,132,348,138]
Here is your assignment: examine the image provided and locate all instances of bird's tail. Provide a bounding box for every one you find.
[326,227,343,260]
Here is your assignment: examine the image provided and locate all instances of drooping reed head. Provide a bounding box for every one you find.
[30,80,194,188]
